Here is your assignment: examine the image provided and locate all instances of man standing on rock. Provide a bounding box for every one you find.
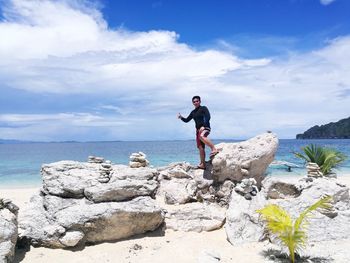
[178,96,218,169]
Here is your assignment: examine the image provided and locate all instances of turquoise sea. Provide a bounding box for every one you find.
[0,139,349,188]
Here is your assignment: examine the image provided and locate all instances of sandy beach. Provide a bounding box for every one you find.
[2,174,350,263]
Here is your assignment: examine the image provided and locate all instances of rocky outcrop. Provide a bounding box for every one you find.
[0,199,18,263]
[225,176,350,245]
[225,191,267,245]
[164,202,226,232]
[84,179,158,203]
[41,161,158,200]
[156,162,235,207]
[20,194,163,248]
[155,162,228,231]
[18,132,281,249]
[19,161,164,248]
[212,132,278,185]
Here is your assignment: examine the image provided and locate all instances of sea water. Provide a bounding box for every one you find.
[0,139,349,187]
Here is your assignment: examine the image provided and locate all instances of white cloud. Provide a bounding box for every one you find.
[0,112,138,141]
[0,0,266,95]
[320,0,336,6]
[0,0,349,141]
[0,113,132,127]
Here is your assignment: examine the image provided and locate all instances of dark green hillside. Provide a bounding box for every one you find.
[296,117,350,139]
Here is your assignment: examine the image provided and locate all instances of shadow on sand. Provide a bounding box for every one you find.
[261,248,333,263]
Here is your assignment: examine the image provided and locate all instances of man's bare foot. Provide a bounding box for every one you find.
[209,150,219,159]
[196,163,206,169]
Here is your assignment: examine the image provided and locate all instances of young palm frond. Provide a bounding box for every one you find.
[293,144,323,164]
[257,195,333,263]
[294,144,347,175]
[257,204,295,262]
[321,149,347,175]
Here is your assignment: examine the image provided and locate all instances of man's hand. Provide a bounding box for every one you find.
[177,113,182,119]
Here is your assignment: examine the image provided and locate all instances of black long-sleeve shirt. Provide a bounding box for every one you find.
[181,106,211,130]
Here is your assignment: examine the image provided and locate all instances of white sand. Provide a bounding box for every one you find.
[1,175,350,263]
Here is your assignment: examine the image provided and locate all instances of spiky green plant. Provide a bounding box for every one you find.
[294,144,347,175]
[256,195,333,263]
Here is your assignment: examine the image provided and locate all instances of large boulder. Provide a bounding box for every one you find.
[41,161,100,198]
[156,163,234,207]
[225,191,267,245]
[41,161,158,199]
[164,202,226,232]
[0,199,18,263]
[156,163,230,232]
[212,133,278,185]
[19,161,164,248]
[19,194,163,248]
[225,176,350,245]
[84,179,158,202]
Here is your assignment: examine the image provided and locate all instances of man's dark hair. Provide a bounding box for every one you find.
[192,96,201,102]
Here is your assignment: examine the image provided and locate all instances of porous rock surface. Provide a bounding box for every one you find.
[164,202,226,232]
[0,199,18,263]
[212,132,278,185]
[225,176,350,245]
[18,132,279,249]
[155,162,228,232]
[19,162,164,248]
[156,162,234,206]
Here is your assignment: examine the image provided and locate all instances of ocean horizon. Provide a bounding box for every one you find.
[0,139,349,188]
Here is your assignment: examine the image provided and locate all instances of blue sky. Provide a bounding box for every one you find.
[0,0,349,141]
[102,0,350,49]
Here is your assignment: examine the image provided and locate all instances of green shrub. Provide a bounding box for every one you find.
[256,196,333,263]
[294,144,347,175]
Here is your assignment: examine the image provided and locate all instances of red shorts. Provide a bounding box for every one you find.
[196,128,210,148]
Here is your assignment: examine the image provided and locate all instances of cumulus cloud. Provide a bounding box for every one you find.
[0,0,349,141]
[320,0,336,6]
[0,0,266,94]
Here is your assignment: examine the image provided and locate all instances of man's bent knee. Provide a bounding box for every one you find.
[199,135,207,141]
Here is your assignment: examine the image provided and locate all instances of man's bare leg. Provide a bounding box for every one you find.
[200,136,218,154]
[198,146,206,168]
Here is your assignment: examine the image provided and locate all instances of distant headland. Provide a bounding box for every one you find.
[296,117,350,139]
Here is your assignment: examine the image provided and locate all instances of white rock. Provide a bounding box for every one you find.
[160,179,197,204]
[165,202,226,232]
[212,133,278,185]
[168,167,192,179]
[20,195,164,248]
[84,179,158,202]
[19,161,164,248]
[0,203,18,263]
[130,156,147,163]
[59,230,85,247]
[129,161,143,168]
[225,177,350,245]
